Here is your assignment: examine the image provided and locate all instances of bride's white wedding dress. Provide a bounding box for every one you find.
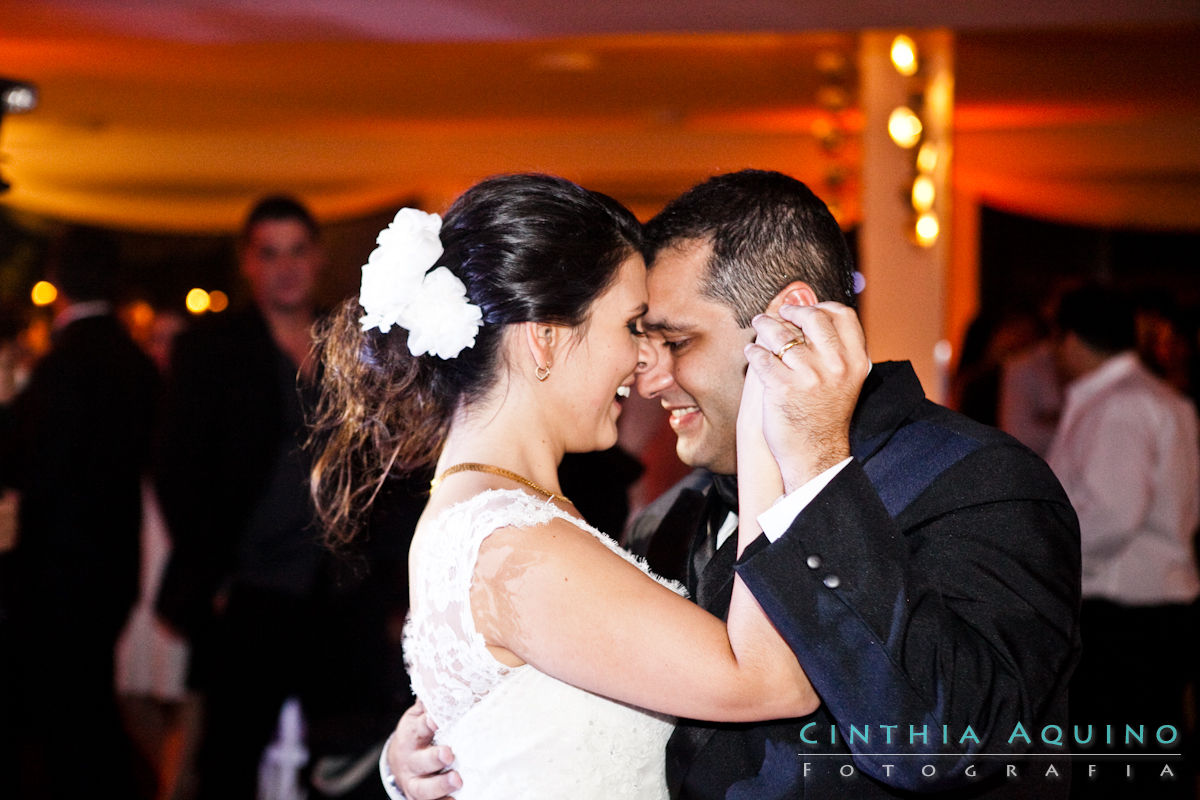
[403,489,683,799]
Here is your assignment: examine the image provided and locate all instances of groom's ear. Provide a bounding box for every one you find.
[764,281,818,315]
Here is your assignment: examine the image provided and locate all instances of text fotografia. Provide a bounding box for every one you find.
[795,722,1180,749]
[797,723,1182,784]
[798,760,1182,783]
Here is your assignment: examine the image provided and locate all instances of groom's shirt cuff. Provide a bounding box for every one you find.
[756,457,852,542]
[380,734,407,800]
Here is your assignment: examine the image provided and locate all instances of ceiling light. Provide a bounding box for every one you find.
[915,212,940,246]
[31,280,57,307]
[890,35,918,77]
[911,175,936,212]
[916,141,939,173]
[887,106,923,148]
[185,288,211,315]
[1,79,38,114]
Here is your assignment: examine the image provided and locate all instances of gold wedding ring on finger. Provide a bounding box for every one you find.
[774,332,805,358]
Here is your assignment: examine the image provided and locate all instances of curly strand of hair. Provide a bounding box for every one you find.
[307,299,451,547]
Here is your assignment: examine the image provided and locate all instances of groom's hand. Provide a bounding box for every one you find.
[387,701,461,799]
[745,302,869,493]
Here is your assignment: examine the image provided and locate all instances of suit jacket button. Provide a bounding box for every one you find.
[806,555,822,569]
[823,575,841,589]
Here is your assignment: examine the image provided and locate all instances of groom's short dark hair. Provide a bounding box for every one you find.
[643,169,856,325]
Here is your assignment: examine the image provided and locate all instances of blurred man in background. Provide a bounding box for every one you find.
[0,227,159,799]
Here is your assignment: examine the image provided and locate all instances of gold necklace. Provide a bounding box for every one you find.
[431,462,569,504]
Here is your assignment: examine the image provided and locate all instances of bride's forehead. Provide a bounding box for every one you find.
[593,254,648,302]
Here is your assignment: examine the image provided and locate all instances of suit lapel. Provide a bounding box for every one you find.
[852,362,985,519]
[849,361,926,463]
[693,532,738,617]
[687,474,739,609]
[645,487,709,585]
[671,478,742,790]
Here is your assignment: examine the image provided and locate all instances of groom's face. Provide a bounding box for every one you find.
[638,238,753,476]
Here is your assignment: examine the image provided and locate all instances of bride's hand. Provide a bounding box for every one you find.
[745,302,867,493]
[736,358,784,554]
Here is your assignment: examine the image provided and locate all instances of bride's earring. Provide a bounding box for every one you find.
[535,362,552,382]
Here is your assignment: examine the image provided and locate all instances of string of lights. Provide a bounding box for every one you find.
[885,35,944,248]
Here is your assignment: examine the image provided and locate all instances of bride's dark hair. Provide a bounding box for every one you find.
[309,173,643,545]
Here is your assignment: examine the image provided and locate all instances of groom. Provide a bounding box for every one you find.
[388,170,1081,798]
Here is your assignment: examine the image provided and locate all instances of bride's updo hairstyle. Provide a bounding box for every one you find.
[310,173,642,544]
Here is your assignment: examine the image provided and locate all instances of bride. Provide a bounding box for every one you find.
[308,173,817,799]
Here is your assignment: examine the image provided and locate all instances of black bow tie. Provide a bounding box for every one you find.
[709,474,738,515]
[686,474,740,608]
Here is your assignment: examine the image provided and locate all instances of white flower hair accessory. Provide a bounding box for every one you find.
[358,207,483,359]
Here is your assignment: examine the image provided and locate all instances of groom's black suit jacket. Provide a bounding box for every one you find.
[626,361,1081,799]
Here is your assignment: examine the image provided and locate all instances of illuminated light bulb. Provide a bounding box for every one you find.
[916,141,939,174]
[126,300,155,330]
[915,212,940,246]
[30,280,57,306]
[933,339,953,367]
[208,290,229,313]
[1,82,38,114]
[890,35,919,77]
[911,175,936,212]
[888,106,923,149]
[185,288,211,315]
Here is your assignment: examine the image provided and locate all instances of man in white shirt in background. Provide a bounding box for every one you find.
[998,339,1061,458]
[1047,282,1199,799]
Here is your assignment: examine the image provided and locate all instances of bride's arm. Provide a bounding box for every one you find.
[468,515,816,724]
[733,346,785,558]
[469,369,816,723]
[472,517,816,723]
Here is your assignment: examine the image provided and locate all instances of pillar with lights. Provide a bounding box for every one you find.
[858,30,953,403]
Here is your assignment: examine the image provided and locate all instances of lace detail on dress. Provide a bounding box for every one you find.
[403,489,684,731]
[401,489,683,799]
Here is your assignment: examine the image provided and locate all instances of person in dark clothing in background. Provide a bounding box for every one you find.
[154,195,415,800]
[0,227,160,799]
[559,445,644,539]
